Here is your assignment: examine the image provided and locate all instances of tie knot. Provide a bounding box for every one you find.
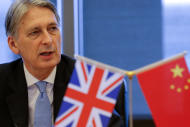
[36,81,47,93]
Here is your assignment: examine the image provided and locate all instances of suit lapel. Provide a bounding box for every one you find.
[53,56,75,121]
[6,60,29,127]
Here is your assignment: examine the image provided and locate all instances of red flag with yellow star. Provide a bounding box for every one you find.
[136,55,190,127]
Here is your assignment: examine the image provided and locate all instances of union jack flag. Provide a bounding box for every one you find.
[55,58,125,127]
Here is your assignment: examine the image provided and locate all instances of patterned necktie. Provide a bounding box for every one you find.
[34,81,52,127]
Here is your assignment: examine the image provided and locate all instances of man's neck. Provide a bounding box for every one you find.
[24,64,57,87]
[24,65,55,81]
[33,69,53,80]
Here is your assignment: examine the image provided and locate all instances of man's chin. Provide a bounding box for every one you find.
[39,60,60,69]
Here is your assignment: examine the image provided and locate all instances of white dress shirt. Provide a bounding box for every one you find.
[23,64,56,127]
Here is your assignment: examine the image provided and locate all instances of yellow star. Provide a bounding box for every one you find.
[187,78,190,83]
[177,88,182,93]
[184,85,189,90]
[171,65,184,78]
[170,85,175,90]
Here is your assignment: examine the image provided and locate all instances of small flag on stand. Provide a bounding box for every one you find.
[136,52,190,127]
[55,56,125,127]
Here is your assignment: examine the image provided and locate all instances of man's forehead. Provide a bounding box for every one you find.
[21,6,53,19]
[19,6,58,27]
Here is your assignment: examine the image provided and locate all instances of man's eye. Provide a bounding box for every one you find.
[48,26,58,33]
[28,30,40,39]
[29,31,39,36]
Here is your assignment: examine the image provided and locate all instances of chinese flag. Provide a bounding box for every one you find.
[136,56,190,127]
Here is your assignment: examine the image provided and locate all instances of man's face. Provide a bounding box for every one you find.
[12,6,61,73]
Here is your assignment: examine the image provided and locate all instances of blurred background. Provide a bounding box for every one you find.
[1,0,190,126]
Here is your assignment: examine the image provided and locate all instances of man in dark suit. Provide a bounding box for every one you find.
[0,0,126,127]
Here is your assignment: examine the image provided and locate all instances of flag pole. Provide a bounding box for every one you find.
[126,71,135,127]
[134,51,187,75]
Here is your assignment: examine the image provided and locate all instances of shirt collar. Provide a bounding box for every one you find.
[23,64,57,87]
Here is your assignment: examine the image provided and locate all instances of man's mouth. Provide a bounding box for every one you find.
[40,51,53,56]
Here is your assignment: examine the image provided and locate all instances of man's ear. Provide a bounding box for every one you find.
[7,36,20,54]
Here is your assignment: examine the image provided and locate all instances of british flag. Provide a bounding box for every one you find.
[55,59,124,127]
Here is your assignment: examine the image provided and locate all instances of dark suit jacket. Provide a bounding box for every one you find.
[0,55,126,127]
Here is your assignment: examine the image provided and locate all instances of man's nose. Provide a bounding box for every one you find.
[42,31,52,45]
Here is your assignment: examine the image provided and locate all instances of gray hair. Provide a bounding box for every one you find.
[5,0,60,37]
